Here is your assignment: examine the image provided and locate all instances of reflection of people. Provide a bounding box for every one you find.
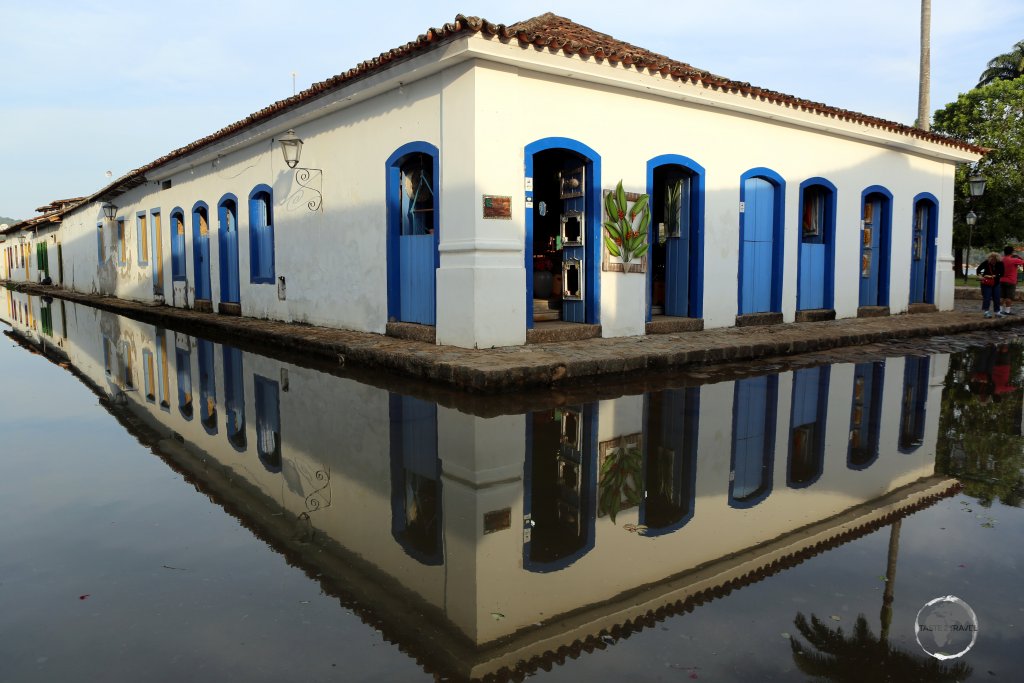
[998,245,1024,316]
[977,252,1003,318]
[969,346,996,403]
[992,344,1018,398]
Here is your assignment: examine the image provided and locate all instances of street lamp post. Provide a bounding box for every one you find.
[962,174,986,280]
[965,210,978,281]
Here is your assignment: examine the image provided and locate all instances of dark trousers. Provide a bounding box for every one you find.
[981,284,999,311]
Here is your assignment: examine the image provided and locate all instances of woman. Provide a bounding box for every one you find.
[977,252,1004,318]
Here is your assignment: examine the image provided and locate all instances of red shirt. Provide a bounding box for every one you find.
[1001,255,1024,284]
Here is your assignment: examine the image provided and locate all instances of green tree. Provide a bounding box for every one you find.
[932,78,1024,258]
[978,40,1024,87]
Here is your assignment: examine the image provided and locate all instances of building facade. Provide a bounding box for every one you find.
[1,13,983,349]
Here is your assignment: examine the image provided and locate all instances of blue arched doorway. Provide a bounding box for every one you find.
[859,186,893,308]
[797,178,837,312]
[738,168,785,316]
[910,193,939,305]
[386,142,439,326]
[218,194,241,308]
[647,155,705,320]
[525,137,601,327]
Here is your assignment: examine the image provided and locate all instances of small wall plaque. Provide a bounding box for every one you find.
[482,195,512,220]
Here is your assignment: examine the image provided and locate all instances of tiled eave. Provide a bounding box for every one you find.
[37,12,984,227]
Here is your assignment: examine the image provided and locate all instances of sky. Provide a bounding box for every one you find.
[1,0,1022,222]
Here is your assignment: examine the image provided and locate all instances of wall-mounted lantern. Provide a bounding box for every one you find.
[102,203,118,221]
[277,129,321,212]
[278,130,303,169]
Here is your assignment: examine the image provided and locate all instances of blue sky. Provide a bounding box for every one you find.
[2,0,1022,221]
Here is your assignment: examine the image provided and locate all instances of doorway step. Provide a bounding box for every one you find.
[533,298,561,322]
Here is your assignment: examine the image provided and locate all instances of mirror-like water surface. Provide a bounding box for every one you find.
[2,290,1022,682]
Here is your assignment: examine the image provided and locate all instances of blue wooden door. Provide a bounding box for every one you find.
[909,202,931,303]
[193,209,211,301]
[218,202,240,304]
[730,374,778,506]
[798,189,826,309]
[398,156,436,325]
[740,178,775,314]
[664,173,691,317]
[560,163,587,323]
[859,195,884,306]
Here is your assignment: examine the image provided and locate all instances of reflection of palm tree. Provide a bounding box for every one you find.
[789,613,972,681]
[790,520,972,680]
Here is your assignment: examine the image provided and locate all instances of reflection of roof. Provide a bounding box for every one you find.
[20,12,983,232]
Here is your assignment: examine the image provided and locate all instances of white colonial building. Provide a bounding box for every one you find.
[1,13,983,349]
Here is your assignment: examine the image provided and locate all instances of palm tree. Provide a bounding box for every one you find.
[918,0,931,131]
[977,40,1024,87]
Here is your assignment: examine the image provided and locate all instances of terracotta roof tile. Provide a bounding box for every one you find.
[51,12,982,223]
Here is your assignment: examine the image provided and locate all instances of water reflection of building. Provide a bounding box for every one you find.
[1,290,958,681]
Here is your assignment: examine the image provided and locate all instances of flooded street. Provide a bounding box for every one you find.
[2,291,1023,681]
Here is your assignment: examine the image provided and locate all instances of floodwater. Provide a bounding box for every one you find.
[1,291,1023,682]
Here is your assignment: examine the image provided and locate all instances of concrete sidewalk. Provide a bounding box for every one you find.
[6,280,1022,393]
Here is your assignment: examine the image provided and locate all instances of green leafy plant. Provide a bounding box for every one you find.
[598,445,643,523]
[603,180,650,264]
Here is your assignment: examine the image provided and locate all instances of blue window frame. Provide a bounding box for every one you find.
[248,185,275,284]
[136,211,149,266]
[255,375,282,472]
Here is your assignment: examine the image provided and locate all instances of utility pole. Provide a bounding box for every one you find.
[918,0,931,131]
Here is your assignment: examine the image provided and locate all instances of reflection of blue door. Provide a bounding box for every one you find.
[193,205,211,301]
[524,404,597,572]
[198,339,217,434]
[909,200,934,304]
[641,388,699,534]
[788,367,829,487]
[730,375,778,507]
[218,199,240,305]
[223,346,246,451]
[899,356,930,453]
[389,394,442,565]
[740,178,775,314]
[859,192,890,307]
[849,361,885,469]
